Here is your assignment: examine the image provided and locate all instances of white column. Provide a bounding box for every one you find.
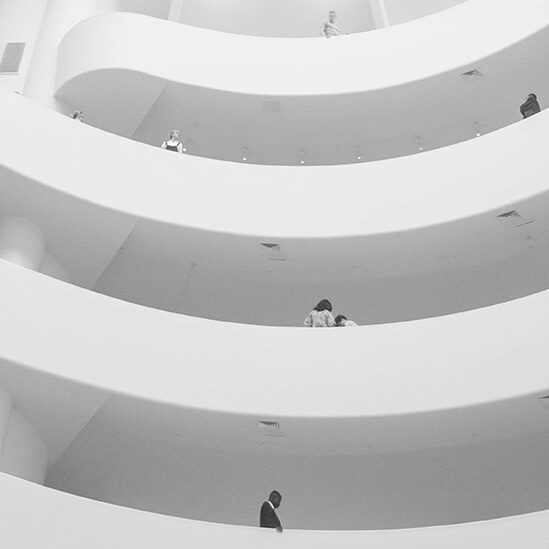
[0,410,49,484]
[369,0,390,28]
[0,386,13,459]
[0,217,47,271]
[22,0,110,110]
[168,0,184,22]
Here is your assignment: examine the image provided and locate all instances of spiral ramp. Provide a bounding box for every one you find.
[1,0,549,546]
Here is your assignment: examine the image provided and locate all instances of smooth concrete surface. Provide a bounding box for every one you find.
[2,473,549,548]
[58,1,544,98]
[0,410,48,484]
[0,217,46,270]
[0,0,48,92]
[46,414,549,529]
[54,1,549,164]
[2,259,549,455]
[4,87,549,323]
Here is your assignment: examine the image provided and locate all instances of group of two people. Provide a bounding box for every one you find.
[304,299,357,328]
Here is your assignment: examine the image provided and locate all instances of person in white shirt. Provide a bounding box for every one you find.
[321,10,340,38]
[161,130,184,153]
[335,315,358,327]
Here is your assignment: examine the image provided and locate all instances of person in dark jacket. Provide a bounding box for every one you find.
[260,490,283,532]
[520,94,541,119]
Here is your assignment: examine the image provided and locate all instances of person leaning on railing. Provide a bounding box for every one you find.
[520,93,541,119]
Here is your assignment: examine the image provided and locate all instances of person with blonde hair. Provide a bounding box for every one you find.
[161,129,184,153]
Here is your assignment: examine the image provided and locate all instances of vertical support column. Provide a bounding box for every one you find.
[22,0,109,110]
[0,217,47,271]
[369,0,390,28]
[168,0,184,22]
[0,386,12,459]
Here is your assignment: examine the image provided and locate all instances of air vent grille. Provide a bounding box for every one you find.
[0,42,26,74]
[497,210,534,227]
[497,210,521,223]
[461,69,484,82]
[257,420,284,436]
[260,242,286,261]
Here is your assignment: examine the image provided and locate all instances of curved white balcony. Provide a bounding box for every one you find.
[55,1,549,164]
[2,259,549,447]
[3,473,549,545]
[1,87,549,324]
[2,259,549,526]
[2,474,549,545]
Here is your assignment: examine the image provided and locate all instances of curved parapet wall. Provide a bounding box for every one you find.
[55,2,549,164]
[2,474,549,547]
[2,259,549,457]
[3,88,549,323]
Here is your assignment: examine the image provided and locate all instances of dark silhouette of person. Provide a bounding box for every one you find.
[520,93,541,119]
[260,490,283,532]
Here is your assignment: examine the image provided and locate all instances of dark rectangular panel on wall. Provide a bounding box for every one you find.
[0,43,26,74]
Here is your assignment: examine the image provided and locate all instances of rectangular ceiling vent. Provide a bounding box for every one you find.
[497,210,521,223]
[257,420,284,436]
[497,210,534,227]
[461,69,484,82]
[260,242,280,252]
[0,42,26,74]
[260,242,286,261]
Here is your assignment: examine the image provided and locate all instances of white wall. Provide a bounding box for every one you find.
[175,0,375,37]
[1,410,48,484]
[95,241,549,326]
[46,419,549,529]
[56,4,549,165]
[3,259,549,449]
[0,0,48,92]
[4,473,549,549]
[385,0,466,26]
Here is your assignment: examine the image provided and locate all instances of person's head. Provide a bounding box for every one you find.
[527,93,537,101]
[71,110,83,121]
[169,129,181,141]
[328,10,337,23]
[314,299,332,312]
[269,490,282,508]
[334,315,347,326]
